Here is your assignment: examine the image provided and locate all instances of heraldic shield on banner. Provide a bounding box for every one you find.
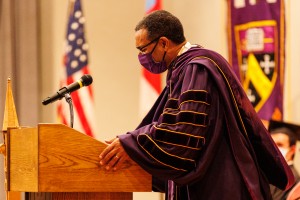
[234,20,278,114]
[228,0,285,121]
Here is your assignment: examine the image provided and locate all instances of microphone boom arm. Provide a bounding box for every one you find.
[64,93,74,128]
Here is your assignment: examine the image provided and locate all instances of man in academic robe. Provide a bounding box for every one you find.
[99,10,294,200]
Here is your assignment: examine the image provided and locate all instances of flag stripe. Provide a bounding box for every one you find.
[146,0,162,13]
[143,68,161,94]
[139,0,163,118]
[57,0,97,138]
[66,71,92,137]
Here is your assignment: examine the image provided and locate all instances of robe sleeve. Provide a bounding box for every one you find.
[118,63,222,182]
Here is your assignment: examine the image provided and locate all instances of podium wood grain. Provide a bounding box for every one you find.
[8,124,151,193]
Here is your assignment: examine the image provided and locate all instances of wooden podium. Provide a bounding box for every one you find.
[1,79,152,200]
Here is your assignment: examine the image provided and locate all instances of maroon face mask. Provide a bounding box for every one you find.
[138,51,167,74]
[137,37,168,74]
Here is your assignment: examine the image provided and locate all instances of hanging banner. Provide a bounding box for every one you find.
[227,0,285,121]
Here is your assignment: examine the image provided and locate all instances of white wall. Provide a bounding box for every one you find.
[285,0,300,123]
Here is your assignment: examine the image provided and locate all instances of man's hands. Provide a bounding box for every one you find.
[99,137,131,171]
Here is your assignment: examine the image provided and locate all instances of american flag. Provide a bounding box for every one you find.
[139,0,163,118]
[57,0,96,137]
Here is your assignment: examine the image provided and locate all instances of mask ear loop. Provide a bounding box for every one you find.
[150,39,160,54]
[161,51,167,62]
[151,38,167,64]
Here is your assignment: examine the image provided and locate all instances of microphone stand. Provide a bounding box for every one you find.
[64,93,74,128]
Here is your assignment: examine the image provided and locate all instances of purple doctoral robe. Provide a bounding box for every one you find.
[118,46,294,200]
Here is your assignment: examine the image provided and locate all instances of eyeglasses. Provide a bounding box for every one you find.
[136,36,161,54]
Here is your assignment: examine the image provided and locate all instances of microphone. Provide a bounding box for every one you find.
[42,74,93,105]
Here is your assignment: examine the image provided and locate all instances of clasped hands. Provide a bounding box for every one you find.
[99,137,130,171]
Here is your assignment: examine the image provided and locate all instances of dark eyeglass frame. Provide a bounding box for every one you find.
[136,36,161,53]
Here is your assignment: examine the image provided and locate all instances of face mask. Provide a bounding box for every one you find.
[138,38,168,74]
[138,52,167,74]
[278,147,289,158]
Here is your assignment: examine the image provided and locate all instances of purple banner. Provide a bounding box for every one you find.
[228,0,285,121]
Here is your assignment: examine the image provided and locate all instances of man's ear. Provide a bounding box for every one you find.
[160,37,169,49]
